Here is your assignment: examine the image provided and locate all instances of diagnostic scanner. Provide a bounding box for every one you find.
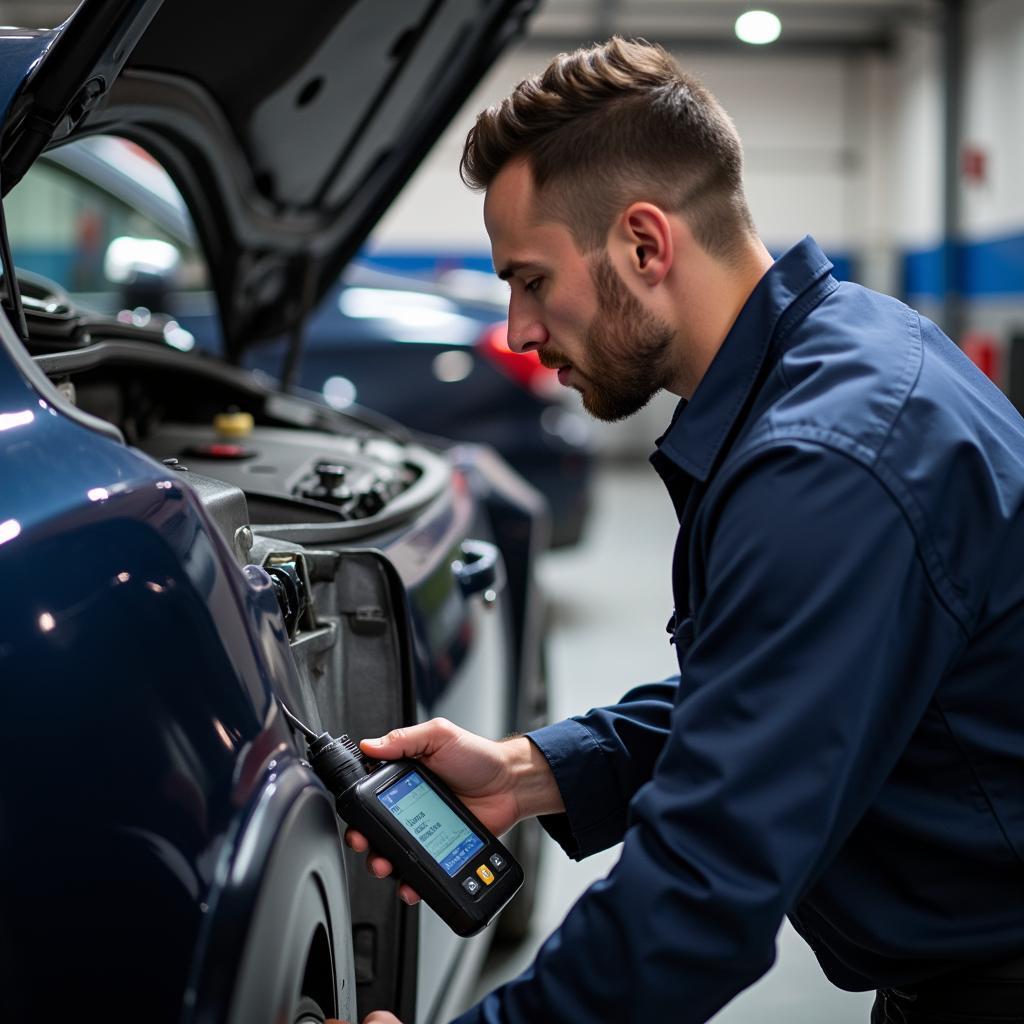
[304,729,523,937]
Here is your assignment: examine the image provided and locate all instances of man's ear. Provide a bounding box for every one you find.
[615,203,674,286]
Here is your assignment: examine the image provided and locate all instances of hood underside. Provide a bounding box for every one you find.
[0,0,536,359]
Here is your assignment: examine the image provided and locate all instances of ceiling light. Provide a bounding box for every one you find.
[735,10,782,45]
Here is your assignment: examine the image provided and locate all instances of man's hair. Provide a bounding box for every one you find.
[461,37,755,263]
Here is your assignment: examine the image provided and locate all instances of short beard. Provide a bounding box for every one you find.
[574,254,675,422]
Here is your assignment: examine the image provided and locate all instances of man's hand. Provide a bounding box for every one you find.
[328,1014,401,1024]
[344,717,563,904]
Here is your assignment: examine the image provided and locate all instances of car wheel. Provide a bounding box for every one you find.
[225,790,355,1024]
[293,995,329,1024]
[186,763,358,1024]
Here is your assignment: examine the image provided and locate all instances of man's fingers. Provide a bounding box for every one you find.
[347,830,398,882]
[360,718,457,761]
[325,1011,403,1022]
[345,828,368,853]
[343,831,420,901]
[367,854,393,878]
[397,882,421,906]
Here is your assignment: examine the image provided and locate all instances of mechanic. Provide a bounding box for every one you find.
[338,37,1024,1024]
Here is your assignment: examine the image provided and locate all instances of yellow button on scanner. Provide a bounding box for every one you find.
[214,410,255,439]
[475,864,495,886]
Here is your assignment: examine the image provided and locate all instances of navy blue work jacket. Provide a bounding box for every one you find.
[454,236,1024,1024]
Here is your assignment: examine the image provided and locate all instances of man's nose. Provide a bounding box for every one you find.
[507,299,548,354]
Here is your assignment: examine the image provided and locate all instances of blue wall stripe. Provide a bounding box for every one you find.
[961,232,1024,297]
[360,251,497,276]
[362,248,858,285]
[829,254,854,282]
[15,234,1020,306]
[13,249,77,286]
[903,245,947,300]
[364,235,1024,302]
[904,229,1024,300]
[11,244,858,295]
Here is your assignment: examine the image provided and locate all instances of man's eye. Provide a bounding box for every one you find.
[524,278,542,294]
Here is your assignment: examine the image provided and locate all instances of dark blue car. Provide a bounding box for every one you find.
[0,1,547,1021]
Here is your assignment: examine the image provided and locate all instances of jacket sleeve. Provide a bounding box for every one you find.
[452,443,965,1024]
[527,677,680,858]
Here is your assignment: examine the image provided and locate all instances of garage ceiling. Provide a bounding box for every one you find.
[528,0,943,53]
[1,0,943,48]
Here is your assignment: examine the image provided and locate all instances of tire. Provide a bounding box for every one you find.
[185,763,358,1024]
[293,995,329,1024]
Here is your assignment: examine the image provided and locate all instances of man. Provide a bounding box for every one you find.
[342,37,1024,1024]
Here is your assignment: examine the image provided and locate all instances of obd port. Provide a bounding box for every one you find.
[264,553,315,637]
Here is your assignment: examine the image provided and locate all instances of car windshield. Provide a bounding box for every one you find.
[4,135,217,344]
[3,2,79,28]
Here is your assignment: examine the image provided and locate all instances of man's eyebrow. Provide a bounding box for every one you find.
[496,260,535,282]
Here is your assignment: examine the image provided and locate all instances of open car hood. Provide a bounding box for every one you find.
[0,0,535,360]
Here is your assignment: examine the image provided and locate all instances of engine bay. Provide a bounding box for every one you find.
[33,337,455,546]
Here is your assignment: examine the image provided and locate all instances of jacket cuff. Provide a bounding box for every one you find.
[526,719,629,860]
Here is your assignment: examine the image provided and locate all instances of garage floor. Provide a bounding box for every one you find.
[466,459,874,1022]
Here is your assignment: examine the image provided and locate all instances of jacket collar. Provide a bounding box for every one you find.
[652,235,837,483]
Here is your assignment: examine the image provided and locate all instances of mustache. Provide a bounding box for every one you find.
[537,351,570,370]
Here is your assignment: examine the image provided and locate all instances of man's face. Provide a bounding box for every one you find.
[484,160,675,422]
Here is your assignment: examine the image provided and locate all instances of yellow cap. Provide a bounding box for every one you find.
[213,411,254,438]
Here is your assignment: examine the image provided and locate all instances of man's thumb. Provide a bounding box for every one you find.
[360,718,456,761]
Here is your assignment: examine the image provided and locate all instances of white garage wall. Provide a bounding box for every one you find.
[883,0,1024,376]
[368,44,875,281]
[677,52,859,257]
[886,0,1024,261]
[960,0,1024,242]
[887,20,944,254]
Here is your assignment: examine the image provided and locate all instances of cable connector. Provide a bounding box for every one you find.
[276,695,380,800]
[307,731,377,800]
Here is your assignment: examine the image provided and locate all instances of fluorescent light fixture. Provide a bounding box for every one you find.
[0,519,20,546]
[104,235,181,283]
[0,409,33,431]
[339,288,456,319]
[735,10,782,45]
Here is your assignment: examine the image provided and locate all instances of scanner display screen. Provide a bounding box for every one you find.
[378,770,484,877]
